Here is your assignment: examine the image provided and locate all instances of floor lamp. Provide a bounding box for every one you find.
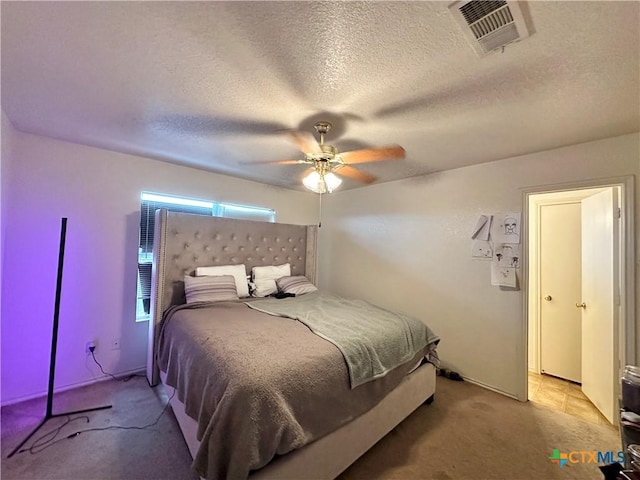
[7,218,112,458]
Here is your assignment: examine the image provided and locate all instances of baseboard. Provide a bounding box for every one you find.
[461,376,520,401]
[1,366,146,407]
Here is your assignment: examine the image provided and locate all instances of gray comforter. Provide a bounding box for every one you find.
[248,291,439,388]
[157,299,439,480]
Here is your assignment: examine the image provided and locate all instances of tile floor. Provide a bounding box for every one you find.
[528,371,611,426]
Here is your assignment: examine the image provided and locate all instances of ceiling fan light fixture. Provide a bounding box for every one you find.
[303,171,342,194]
[303,170,323,192]
[324,172,342,192]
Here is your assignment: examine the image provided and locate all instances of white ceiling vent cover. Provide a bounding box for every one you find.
[449,0,531,56]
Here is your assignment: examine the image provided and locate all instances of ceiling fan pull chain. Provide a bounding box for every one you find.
[318,192,323,228]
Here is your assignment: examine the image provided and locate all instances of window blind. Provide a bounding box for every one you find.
[138,194,214,315]
[139,196,214,254]
[136,193,275,318]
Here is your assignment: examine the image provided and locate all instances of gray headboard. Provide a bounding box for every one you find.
[146,209,318,385]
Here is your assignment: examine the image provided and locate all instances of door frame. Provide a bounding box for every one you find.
[520,175,635,403]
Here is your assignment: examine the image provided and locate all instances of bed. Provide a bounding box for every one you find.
[146,210,438,479]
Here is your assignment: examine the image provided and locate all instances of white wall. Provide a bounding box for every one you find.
[1,131,318,404]
[1,111,16,383]
[1,111,14,250]
[318,133,639,398]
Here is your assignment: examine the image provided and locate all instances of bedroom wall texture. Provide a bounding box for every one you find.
[1,110,16,353]
[1,112,13,247]
[318,132,639,400]
[1,131,318,405]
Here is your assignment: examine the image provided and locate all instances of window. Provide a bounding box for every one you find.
[215,202,276,222]
[136,192,275,321]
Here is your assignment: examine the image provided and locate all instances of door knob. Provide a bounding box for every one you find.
[576,302,586,309]
[544,295,552,301]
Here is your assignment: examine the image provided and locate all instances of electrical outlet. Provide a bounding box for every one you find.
[111,338,121,350]
[85,341,96,354]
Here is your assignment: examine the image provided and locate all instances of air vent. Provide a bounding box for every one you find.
[449,0,531,56]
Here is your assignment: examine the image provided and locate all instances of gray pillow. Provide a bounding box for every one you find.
[276,276,318,295]
[184,274,238,304]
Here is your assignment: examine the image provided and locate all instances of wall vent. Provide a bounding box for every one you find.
[449,0,531,56]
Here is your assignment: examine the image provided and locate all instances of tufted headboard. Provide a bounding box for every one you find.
[146,209,318,385]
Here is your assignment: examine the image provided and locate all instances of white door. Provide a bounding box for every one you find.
[539,203,582,382]
[581,188,618,424]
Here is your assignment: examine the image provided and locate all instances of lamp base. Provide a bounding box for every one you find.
[7,404,112,458]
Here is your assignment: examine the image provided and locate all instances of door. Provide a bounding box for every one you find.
[539,203,582,382]
[581,188,618,424]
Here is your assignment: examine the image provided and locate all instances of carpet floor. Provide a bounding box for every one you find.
[1,376,620,480]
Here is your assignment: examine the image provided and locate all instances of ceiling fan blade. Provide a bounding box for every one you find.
[340,145,405,164]
[280,130,322,154]
[336,165,377,184]
[239,159,306,166]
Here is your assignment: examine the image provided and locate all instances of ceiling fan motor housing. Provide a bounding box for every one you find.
[314,121,332,136]
[320,144,337,155]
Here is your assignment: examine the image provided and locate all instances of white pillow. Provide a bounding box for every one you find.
[252,263,291,280]
[196,264,250,298]
[184,275,238,304]
[251,278,275,298]
[251,263,291,297]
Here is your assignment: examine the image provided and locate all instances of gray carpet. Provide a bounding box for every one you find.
[1,376,620,480]
[339,379,620,480]
[1,376,198,480]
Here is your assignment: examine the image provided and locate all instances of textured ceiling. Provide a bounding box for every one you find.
[2,1,639,191]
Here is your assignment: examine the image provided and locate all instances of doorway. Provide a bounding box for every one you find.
[524,178,634,426]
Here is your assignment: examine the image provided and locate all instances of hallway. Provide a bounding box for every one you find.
[528,371,611,426]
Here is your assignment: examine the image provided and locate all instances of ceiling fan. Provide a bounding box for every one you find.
[245,121,406,193]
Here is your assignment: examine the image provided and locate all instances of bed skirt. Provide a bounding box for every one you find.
[160,362,436,480]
